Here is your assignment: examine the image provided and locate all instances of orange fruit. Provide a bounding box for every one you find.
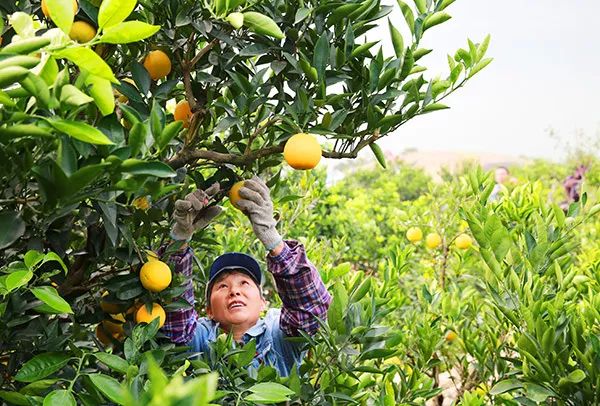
[174,100,193,128]
[100,291,125,314]
[102,317,124,336]
[69,21,96,43]
[425,233,442,249]
[228,180,245,210]
[135,303,166,328]
[283,133,322,170]
[406,227,423,243]
[143,50,171,81]
[454,234,472,250]
[42,0,78,18]
[95,324,113,345]
[139,260,172,292]
[445,330,458,342]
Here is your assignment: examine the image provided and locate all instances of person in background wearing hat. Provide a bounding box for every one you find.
[159,176,331,377]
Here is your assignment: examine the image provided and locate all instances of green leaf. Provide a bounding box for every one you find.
[422,103,449,113]
[0,212,26,249]
[313,32,329,80]
[294,8,310,24]
[469,57,493,78]
[489,379,524,395]
[351,41,379,58]
[5,270,33,292]
[31,286,73,314]
[119,159,176,177]
[245,383,294,404]
[43,389,76,406]
[89,374,126,405]
[0,390,29,406]
[84,73,115,116]
[397,1,415,34]
[98,0,137,29]
[413,0,426,14]
[100,21,160,44]
[158,121,183,151]
[423,11,451,31]
[369,143,386,168]
[523,383,554,403]
[59,84,94,106]
[566,369,586,383]
[48,119,114,145]
[359,348,396,360]
[14,353,71,382]
[55,48,117,83]
[45,0,75,35]
[242,12,285,39]
[128,122,146,157]
[94,353,129,374]
[19,379,60,396]
[327,281,348,335]
[388,19,404,58]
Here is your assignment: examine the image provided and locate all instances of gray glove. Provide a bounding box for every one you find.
[171,183,222,241]
[237,176,283,251]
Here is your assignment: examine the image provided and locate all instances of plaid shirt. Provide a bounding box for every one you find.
[161,240,331,345]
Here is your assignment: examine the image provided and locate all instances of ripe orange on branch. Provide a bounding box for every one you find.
[283,133,322,170]
[406,227,423,243]
[139,260,172,292]
[174,100,193,128]
[143,50,171,80]
[69,21,96,43]
[135,303,166,328]
[425,232,442,249]
[42,0,78,18]
[454,234,473,250]
[228,180,245,210]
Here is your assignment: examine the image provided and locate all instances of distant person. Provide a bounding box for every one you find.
[489,166,517,202]
[560,165,588,212]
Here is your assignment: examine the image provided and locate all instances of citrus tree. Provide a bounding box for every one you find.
[0,0,492,403]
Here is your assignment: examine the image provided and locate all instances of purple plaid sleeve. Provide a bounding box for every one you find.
[267,240,331,336]
[157,245,198,344]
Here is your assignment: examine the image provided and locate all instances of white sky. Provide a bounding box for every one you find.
[368,0,600,161]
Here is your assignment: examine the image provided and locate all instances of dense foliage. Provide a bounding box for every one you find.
[4,0,596,405]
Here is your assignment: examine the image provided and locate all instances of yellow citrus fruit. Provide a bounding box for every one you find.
[135,303,166,328]
[174,100,193,128]
[143,50,171,80]
[455,233,473,250]
[406,227,423,243]
[102,317,124,336]
[42,0,78,18]
[100,291,125,314]
[445,330,458,342]
[69,21,96,43]
[283,133,322,170]
[95,324,113,345]
[425,232,442,249]
[139,260,172,292]
[228,180,245,210]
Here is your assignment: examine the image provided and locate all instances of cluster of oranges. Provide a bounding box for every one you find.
[95,255,171,346]
[406,226,473,250]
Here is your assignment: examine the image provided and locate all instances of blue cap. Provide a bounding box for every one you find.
[205,252,262,303]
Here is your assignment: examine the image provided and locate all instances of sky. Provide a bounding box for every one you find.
[366,0,600,161]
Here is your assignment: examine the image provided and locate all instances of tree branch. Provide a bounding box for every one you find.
[168,144,285,169]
